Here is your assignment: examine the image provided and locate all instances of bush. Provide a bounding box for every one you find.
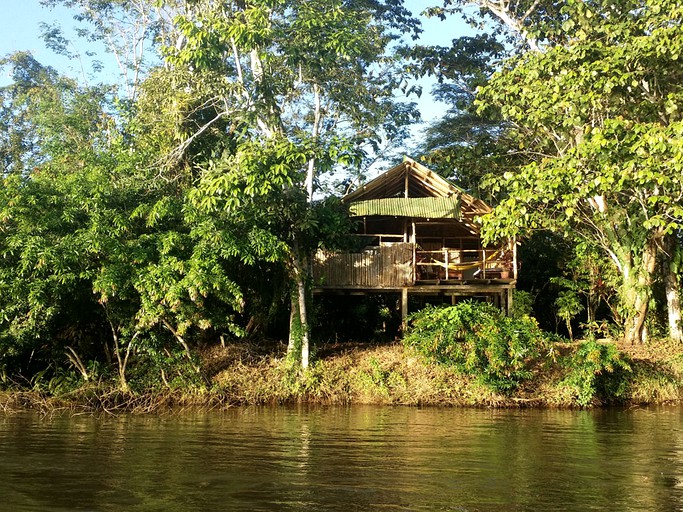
[561,339,632,406]
[127,343,205,392]
[403,301,547,393]
[510,290,535,318]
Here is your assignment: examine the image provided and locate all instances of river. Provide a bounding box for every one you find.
[1,406,682,511]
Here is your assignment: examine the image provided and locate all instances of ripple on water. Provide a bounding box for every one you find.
[1,406,683,511]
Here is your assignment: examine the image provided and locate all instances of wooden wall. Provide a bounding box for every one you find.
[313,243,414,288]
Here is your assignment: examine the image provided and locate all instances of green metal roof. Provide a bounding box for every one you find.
[348,197,461,219]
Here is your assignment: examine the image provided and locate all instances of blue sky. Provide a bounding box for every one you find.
[1,1,77,79]
[0,0,467,126]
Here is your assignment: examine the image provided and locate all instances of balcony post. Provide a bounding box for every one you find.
[401,287,409,330]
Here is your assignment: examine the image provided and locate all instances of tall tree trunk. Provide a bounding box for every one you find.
[623,284,649,345]
[287,295,299,355]
[586,260,600,325]
[287,240,310,368]
[297,267,310,369]
[565,318,573,341]
[663,235,683,343]
[293,75,321,363]
[111,325,134,392]
[586,291,596,325]
[622,241,657,344]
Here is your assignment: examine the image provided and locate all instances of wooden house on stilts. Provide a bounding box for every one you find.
[313,157,517,325]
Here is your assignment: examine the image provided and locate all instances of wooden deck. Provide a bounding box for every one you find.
[313,242,516,320]
[313,281,515,293]
[312,243,515,290]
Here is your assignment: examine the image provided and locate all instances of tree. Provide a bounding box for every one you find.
[0,52,110,177]
[0,47,272,389]
[405,34,510,196]
[0,53,117,378]
[432,0,683,343]
[162,0,419,367]
[555,290,583,341]
[40,0,174,100]
[663,234,683,342]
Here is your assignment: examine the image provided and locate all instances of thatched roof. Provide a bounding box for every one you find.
[343,157,491,228]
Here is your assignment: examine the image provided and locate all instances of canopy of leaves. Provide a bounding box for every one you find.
[0,0,424,381]
[479,0,683,244]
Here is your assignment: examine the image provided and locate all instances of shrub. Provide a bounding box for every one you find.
[127,343,205,392]
[560,339,632,406]
[403,301,547,393]
[510,290,535,318]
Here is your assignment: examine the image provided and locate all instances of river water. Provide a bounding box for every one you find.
[1,406,683,511]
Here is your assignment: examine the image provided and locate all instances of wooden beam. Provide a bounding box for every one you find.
[513,237,518,280]
[401,287,408,330]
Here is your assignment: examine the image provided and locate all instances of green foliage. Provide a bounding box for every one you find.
[467,0,683,343]
[561,340,633,407]
[26,365,85,396]
[0,59,261,387]
[0,52,112,176]
[403,301,547,393]
[554,290,584,340]
[0,62,116,374]
[510,290,534,319]
[164,0,419,156]
[404,34,513,195]
[128,342,205,392]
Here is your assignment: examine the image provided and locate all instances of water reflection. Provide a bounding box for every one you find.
[1,406,683,511]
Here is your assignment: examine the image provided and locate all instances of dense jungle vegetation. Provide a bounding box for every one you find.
[0,0,682,408]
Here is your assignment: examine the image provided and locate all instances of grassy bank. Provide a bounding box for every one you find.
[209,339,683,407]
[2,338,683,414]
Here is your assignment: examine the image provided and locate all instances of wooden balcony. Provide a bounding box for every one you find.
[415,248,514,282]
[313,242,515,291]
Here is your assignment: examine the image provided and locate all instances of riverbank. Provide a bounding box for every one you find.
[2,338,682,414]
[208,339,683,407]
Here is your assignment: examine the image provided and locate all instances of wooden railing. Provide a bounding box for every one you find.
[313,243,514,289]
[415,248,513,281]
